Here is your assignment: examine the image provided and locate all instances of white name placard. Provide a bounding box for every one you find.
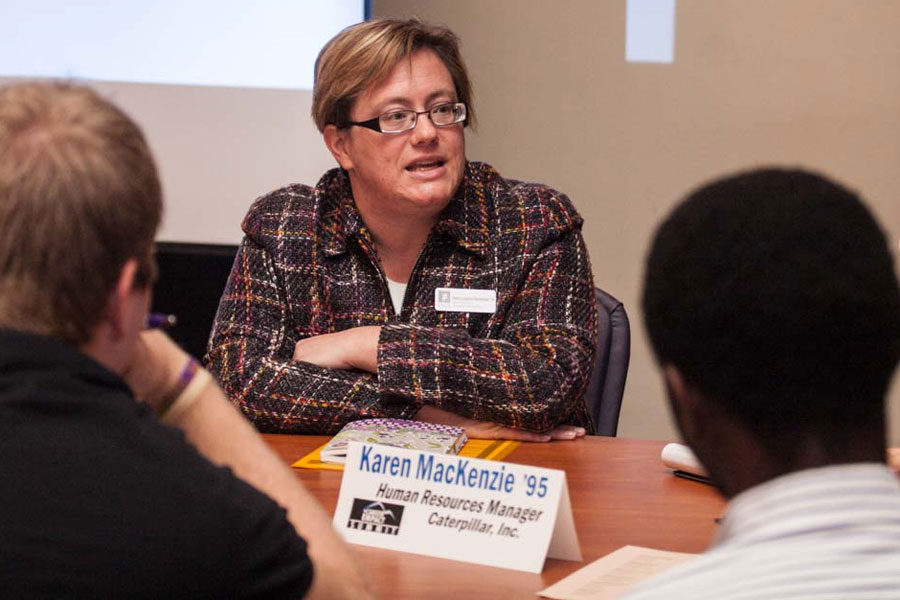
[434,287,497,313]
[333,442,581,573]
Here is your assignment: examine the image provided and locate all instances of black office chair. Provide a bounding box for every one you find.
[584,287,631,436]
[151,242,239,359]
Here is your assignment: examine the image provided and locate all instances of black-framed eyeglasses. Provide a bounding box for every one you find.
[343,102,466,134]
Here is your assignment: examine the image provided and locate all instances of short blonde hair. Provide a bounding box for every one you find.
[312,17,475,132]
[0,82,162,344]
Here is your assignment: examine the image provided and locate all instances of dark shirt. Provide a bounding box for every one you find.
[207,162,597,434]
[0,329,313,598]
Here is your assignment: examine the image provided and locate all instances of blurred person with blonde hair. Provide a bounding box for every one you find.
[0,81,370,599]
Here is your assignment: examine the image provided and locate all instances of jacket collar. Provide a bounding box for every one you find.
[319,162,491,259]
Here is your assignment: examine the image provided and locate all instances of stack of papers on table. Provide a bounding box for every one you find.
[320,418,467,464]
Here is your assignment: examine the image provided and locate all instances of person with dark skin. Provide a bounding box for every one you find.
[627,167,900,598]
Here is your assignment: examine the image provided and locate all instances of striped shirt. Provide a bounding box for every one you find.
[206,162,597,434]
[623,463,900,599]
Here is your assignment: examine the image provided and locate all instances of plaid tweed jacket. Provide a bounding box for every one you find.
[206,161,598,434]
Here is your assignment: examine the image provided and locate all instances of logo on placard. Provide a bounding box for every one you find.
[347,499,405,535]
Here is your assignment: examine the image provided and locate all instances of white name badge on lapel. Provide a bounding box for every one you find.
[333,441,581,573]
[434,287,497,313]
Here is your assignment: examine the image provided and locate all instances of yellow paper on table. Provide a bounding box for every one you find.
[292,439,521,470]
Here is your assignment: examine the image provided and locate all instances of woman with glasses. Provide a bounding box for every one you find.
[207,18,598,440]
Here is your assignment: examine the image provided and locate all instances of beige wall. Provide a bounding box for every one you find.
[373,0,900,443]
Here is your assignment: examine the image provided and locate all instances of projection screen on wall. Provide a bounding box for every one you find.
[0,0,367,244]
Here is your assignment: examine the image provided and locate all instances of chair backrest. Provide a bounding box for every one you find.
[151,242,239,359]
[584,287,631,436]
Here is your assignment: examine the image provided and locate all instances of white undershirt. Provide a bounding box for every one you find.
[386,278,407,315]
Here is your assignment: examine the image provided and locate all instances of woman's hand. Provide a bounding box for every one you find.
[293,330,588,442]
[292,326,381,373]
[414,405,585,442]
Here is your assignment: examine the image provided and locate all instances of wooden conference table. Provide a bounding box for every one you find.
[264,434,725,599]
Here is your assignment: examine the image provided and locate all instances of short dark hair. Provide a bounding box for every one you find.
[0,82,162,344]
[642,167,900,439]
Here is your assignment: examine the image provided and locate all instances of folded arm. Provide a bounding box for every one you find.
[209,216,596,436]
[206,237,419,434]
[292,230,598,435]
[377,230,598,433]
